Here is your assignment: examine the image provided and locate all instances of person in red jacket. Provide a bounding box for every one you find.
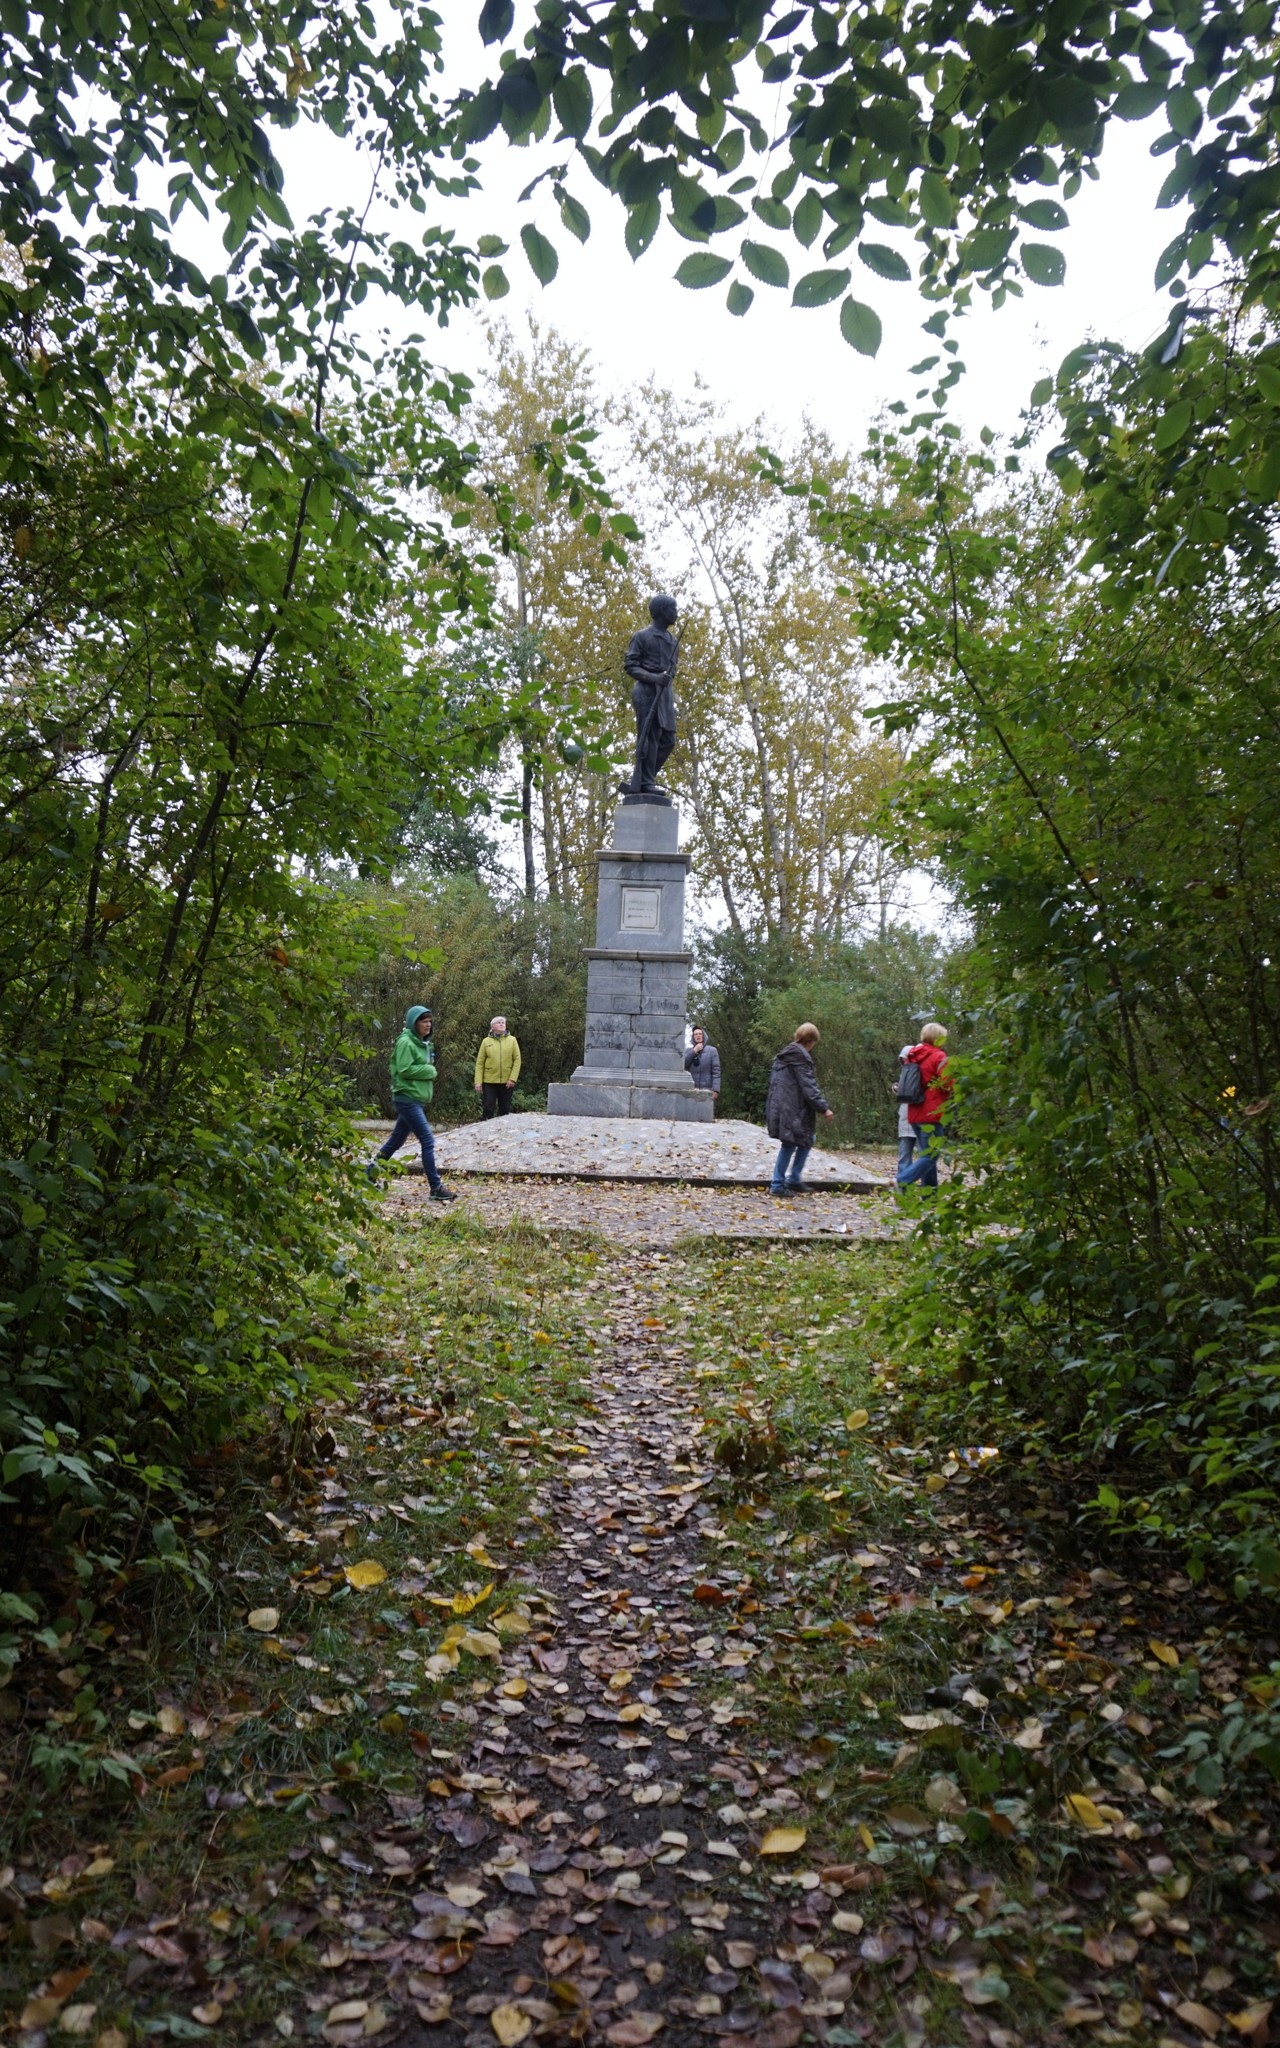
[896,1022,953,1189]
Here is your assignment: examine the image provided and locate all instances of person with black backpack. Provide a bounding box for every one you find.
[895,1022,952,1189]
[892,1043,919,1177]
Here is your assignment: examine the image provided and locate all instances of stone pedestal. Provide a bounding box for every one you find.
[547,796,713,1122]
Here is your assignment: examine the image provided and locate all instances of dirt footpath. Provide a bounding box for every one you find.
[386,1177,895,1249]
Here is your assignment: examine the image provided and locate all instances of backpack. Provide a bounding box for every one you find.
[894,1057,926,1107]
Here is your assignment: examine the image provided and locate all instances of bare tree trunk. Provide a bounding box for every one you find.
[541,770,560,901]
[556,782,575,904]
[515,556,538,902]
[816,726,829,942]
[521,758,537,901]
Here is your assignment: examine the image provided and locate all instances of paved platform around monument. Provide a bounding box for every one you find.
[357,1111,892,1189]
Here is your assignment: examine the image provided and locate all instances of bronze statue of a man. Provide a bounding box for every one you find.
[621,593,680,798]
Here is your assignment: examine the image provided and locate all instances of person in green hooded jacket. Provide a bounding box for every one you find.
[366,1004,457,1200]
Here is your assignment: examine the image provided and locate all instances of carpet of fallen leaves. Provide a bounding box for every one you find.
[3,1208,1280,2048]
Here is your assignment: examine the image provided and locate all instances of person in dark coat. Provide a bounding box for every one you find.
[683,1026,720,1108]
[764,1022,834,1196]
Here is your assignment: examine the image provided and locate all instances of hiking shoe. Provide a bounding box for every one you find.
[768,1185,793,1198]
[785,1181,807,1194]
[365,1161,378,1183]
[429,1185,458,1202]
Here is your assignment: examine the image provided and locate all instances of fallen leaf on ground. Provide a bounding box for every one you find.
[344,1560,387,1589]
[247,1607,279,1632]
[1228,2005,1273,2037]
[604,2016,665,2047]
[1175,2001,1222,2037]
[413,1993,453,2025]
[460,1629,501,1658]
[452,1583,494,1615]
[760,1827,806,1855]
[1063,1793,1106,1830]
[491,2004,532,2045]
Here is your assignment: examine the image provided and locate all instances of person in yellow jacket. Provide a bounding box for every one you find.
[474,1015,521,1118]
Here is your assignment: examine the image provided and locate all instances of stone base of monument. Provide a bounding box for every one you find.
[546,1076,714,1121]
[549,793,715,1120]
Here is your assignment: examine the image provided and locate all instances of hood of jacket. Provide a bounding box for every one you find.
[776,1041,813,1070]
[403,1004,432,1035]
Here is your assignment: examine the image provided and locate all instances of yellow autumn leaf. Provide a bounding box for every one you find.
[156,1706,185,1736]
[924,1473,948,1493]
[344,1559,387,1590]
[1228,2004,1275,2034]
[460,1629,501,1658]
[760,1826,806,1856]
[1149,1639,1180,1667]
[452,1581,494,1615]
[491,2004,532,2046]
[500,1677,527,1698]
[493,1608,530,1634]
[607,1670,634,1691]
[857,1822,875,1851]
[845,1409,869,1430]
[1064,1793,1107,1830]
[247,1607,279,1632]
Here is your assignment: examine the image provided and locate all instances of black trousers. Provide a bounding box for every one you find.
[481,1082,512,1119]
[629,693,676,792]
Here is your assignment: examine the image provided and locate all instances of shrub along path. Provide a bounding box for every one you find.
[4,1210,1279,2048]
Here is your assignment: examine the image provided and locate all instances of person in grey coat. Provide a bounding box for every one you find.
[684,1026,720,1107]
[764,1022,834,1196]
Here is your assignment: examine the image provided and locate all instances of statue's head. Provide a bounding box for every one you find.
[648,592,678,627]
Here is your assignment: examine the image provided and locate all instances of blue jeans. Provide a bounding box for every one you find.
[376,1098,442,1191]
[771,1142,811,1192]
[897,1122,945,1188]
[897,1132,917,1176]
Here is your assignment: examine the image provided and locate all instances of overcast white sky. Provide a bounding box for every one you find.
[256,21,1184,459]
